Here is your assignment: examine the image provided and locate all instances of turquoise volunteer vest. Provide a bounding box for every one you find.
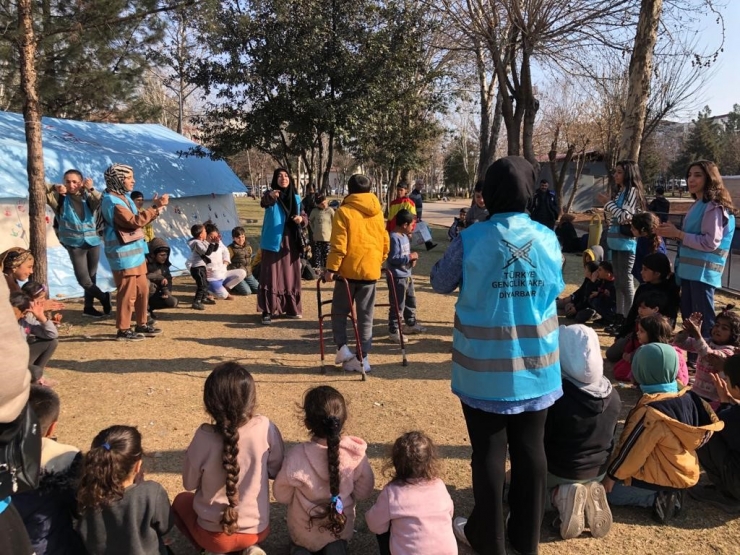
[101,193,147,271]
[676,200,735,288]
[57,193,101,248]
[452,213,564,402]
[606,190,637,253]
[260,193,302,253]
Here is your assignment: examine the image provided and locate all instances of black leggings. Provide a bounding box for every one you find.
[461,403,548,555]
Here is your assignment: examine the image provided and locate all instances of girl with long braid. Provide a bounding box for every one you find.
[274,386,374,555]
[173,363,284,555]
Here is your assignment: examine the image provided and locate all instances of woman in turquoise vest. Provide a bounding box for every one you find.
[597,160,645,323]
[658,160,737,337]
[100,164,169,341]
[431,156,564,555]
[257,168,307,324]
[46,170,111,317]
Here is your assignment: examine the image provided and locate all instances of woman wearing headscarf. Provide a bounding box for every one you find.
[544,324,622,540]
[431,156,565,555]
[603,343,724,524]
[100,164,169,341]
[257,168,307,325]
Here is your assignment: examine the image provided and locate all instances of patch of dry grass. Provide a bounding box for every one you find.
[47,207,739,554]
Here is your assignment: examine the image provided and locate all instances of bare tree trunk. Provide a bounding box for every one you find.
[619,0,663,161]
[321,129,335,194]
[521,47,539,169]
[565,145,589,214]
[18,0,48,285]
[475,40,497,179]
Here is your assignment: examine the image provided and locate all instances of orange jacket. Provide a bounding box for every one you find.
[327,193,389,281]
[607,389,723,489]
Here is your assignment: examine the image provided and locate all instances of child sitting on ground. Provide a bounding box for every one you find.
[448,208,468,241]
[605,252,679,337]
[386,209,425,344]
[22,281,65,325]
[187,224,218,310]
[691,355,740,511]
[544,325,622,540]
[227,226,260,295]
[12,385,85,555]
[146,237,179,317]
[614,313,689,385]
[365,431,456,555]
[205,223,246,300]
[610,292,672,381]
[309,195,334,270]
[76,425,173,554]
[10,291,59,386]
[325,174,390,373]
[173,363,283,555]
[274,386,374,555]
[603,344,723,524]
[674,306,740,403]
[588,261,616,325]
[557,261,598,323]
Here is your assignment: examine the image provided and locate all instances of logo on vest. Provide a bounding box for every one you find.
[502,239,536,269]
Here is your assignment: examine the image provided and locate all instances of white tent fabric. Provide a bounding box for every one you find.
[0,111,246,298]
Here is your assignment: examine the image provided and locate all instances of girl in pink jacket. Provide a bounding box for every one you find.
[273,386,374,554]
[366,431,457,555]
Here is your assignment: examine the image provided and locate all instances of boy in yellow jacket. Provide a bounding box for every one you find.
[602,343,723,524]
[325,174,390,373]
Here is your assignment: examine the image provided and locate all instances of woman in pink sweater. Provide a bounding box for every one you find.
[366,431,457,555]
[273,386,374,554]
[172,363,284,555]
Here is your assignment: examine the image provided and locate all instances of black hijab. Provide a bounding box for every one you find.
[271,168,298,219]
[483,156,536,215]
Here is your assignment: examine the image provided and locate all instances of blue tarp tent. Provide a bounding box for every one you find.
[0,111,246,298]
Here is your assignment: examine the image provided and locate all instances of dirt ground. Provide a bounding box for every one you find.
[47,200,739,554]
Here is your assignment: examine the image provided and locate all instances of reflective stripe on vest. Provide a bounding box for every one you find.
[57,194,101,248]
[101,193,146,271]
[606,190,636,253]
[677,201,734,288]
[452,214,563,403]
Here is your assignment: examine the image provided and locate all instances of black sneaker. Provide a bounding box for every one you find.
[261,314,272,325]
[83,307,104,318]
[134,324,163,337]
[116,329,145,342]
[147,315,156,327]
[653,490,683,524]
[426,242,438,251]
[101,292,112,315]
[192,302,205,311]
[203,298,217,305]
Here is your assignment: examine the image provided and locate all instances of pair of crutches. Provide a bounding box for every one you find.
[316,269,408,381]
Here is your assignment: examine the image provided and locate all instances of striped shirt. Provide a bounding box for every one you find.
[604,186,640,224]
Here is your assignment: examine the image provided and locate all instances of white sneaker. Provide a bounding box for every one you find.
[388,330,407,344]
[342,357,363,372]
[403,322,426,334]
[585,481,612,538]
[244,547,267,555]
[552,483,587,539]
[452,516,471,547]
[334,344,355,365]
[362,356,371,373]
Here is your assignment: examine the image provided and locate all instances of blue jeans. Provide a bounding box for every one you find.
[680,279,715,338]
[231,274,259,295]
[606,481,656,508]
